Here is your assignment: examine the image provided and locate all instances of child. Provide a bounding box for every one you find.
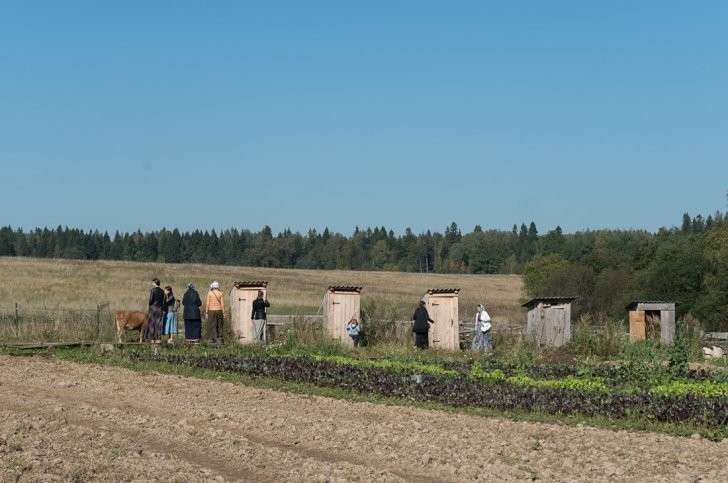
[345,318,362,347]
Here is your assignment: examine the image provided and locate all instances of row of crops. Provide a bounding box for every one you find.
[119,347,728,434]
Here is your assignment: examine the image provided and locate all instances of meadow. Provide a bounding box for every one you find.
[0,256,523,324]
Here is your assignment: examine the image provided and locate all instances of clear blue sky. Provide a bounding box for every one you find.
[1,1,726,235]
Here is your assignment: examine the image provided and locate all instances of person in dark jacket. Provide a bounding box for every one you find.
[251,290,270,344]
[182,283,203,342]
[144,278,165,342]
[412,298,435,349]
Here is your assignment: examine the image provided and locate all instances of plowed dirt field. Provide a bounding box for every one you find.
[1,355,726,482]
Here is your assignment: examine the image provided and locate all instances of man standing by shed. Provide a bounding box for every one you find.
[204,281,225,345]
[412,298,435,349]
[251,290,270,344]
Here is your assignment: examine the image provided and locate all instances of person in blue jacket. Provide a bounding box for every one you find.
[345,317,362,347]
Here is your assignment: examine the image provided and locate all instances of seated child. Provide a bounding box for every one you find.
[345,318,362,347]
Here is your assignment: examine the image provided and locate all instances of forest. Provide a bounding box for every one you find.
[1,210,727,329]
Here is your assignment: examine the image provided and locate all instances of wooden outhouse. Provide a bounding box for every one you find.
[230,281,268,344]
[324,286,362,346]
[523,297,575,347]
[627,301,676,345]
[424,288,460,350]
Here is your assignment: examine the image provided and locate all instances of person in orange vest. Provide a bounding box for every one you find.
[204,281,225,345]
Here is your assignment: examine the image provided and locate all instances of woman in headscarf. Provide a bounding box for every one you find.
[204,281,225,345]
[471,303,493,352]
[182,283,202,342]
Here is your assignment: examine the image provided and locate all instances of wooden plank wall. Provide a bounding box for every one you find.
[629,310,646,341]
[230,286,267,344]
[527,303,571,347]
[426,294,459,350]
[325,291,360,347]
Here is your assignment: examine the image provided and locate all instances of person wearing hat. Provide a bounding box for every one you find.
[411,298,435,349]
[182,283,203,342]
[204,281,225,345]
[471,303,493,352]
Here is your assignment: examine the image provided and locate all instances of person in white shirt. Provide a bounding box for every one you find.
[471,303,493,352]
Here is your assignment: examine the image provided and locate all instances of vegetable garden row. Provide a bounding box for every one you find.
[119,347,728,434]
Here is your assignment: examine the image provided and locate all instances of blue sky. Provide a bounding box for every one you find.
[1,1,726,235]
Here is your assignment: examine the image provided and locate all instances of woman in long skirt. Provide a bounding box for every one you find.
[144,303,163,341]
[471,305,483,351]
[182,283,202,342]
[164,286,179,341]
[144,278,165,342]
[471,304,493,352]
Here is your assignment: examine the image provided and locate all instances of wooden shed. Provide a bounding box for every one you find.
[324,286,362,346]
[523,297,575,347]
[424,288,460,351]
[230,281,268,344]
[627,301,676,345]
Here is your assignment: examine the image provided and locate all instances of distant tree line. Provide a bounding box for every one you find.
[0,221,548,273]
[1,211,727,329]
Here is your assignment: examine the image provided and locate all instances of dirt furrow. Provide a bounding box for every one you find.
[2,355,728,482]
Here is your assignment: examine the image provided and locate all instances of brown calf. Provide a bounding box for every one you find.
[115,311,148,343]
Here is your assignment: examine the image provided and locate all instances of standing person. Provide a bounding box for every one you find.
[472,303,493,352]
[412,298,435,349]
[204,281,225,345]
[345,318,362,347]
[251,290,270,344]
[144,278,165,342]
[182,283,202,342]
[160,285,169,337]
[471,306,481,351]
[164,286,179,342]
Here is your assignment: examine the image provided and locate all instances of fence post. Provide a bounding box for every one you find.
[96,304,101,341]
[15,302,19,336]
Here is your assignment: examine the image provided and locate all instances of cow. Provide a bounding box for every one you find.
[115,310,148,343]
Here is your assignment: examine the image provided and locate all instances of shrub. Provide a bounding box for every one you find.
[617,341,670,388]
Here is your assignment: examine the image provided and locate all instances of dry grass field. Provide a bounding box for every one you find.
[0,257,524,323]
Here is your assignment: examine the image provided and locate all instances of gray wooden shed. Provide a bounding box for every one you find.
[523,297,575,347]
[424,288,460,351]
[627,301,675,345]
[324,286,362,346]
[230,281,268,344]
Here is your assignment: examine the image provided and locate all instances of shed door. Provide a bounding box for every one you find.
[331,295,347,343]
[236,288,266,343]
[329,293,360,345]
[428,298,454,349]
[629,310,646,342]
[549,307,567,346]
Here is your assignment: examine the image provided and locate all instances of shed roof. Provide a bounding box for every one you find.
[233,281,269,288]
[426,288,460,295]
[522,296,576,309]
[626,300,676,310]
[327,285,362,293]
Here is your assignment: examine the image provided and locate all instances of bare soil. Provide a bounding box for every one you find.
[1,355,726,482]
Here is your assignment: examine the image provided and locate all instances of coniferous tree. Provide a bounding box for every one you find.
[682,212,692,232]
